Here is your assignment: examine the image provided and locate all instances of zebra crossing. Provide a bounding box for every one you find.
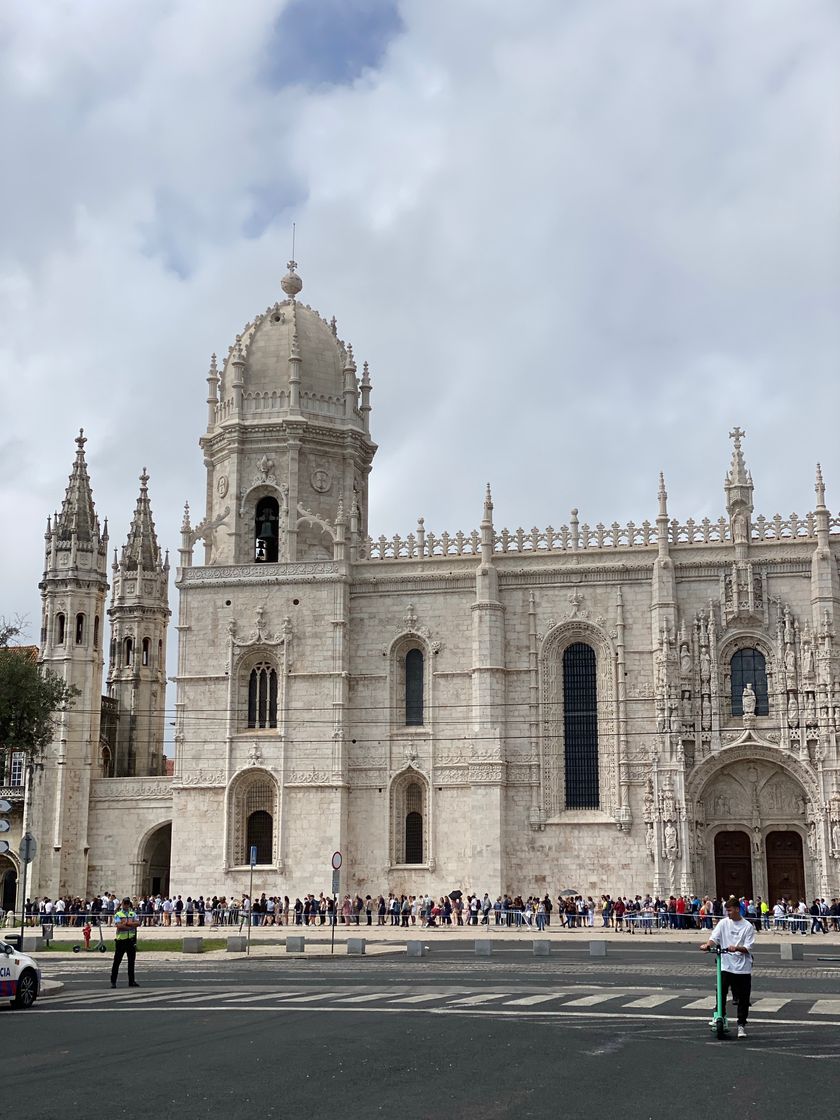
[34,983,840,1020]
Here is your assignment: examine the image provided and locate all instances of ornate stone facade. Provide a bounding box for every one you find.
[13,271,840,906]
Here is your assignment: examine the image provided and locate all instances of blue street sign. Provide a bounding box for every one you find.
[249,845,257,867]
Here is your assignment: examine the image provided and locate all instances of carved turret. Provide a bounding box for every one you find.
[650,472,676,644]
[35,431,110,898]
[107,469,171,777]
[725,426,753,560]
[811,462,840,629]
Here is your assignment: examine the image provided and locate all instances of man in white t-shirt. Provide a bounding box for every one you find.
[700,896,756,1038]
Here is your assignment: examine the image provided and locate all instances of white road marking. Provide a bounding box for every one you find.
[749,998,791,1013]
[392,992,450,1004]
[809,1000,840,1015]
[561,993,618,1007]
[448,993,507,1005]
[504,993,562,1006]
[280,991,344,1003]
[682,997,716,1010]
[621,994,675,1009]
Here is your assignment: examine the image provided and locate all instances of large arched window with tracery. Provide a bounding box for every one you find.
[391,772,428,866]
[228,771,277,867]
[563,642,600,809]
[731,648,769,715]
[248,663,278,729]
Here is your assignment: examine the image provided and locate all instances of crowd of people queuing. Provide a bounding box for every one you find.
[4,889,840,934]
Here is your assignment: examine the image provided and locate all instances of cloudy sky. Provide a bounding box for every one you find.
[2,0,839,644]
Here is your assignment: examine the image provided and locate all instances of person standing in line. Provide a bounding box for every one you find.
[700,895,756,1039]
[110,897,141,989]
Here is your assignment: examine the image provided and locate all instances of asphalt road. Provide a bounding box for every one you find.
[6,943,840,1119]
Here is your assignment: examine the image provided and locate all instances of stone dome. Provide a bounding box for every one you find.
[216,274,364,429]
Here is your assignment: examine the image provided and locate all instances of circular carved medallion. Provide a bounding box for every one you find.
[311,469,331,494]
[217,475,229,498]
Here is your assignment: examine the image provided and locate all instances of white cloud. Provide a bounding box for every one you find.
[1,0,839,654]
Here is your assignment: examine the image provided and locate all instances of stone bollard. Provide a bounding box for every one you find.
[589,941,608,958]
[286,935,306,953]
[406,941,428,958]
[226,936,247,952]
[182,937,204,954]
[474,940,493,956]
[532,940,551,956]
[780,942,804,961]
[347,938,366,955]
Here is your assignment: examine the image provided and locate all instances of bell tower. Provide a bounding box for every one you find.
[196,262,377,567]
[34,430,109,898]
[107,469,170,776]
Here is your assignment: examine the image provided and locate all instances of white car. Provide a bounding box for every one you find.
[1,940,41,1009]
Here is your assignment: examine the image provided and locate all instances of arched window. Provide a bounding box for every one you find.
[142,638,150,667]
[246,810,273,864]
[405,648,424,726]
[731,648,769,715]
[124,637,133,666]
[228,772,277,866]
[391,773,428,865]
[56,613,66,645]
[93,616,100,649]
[158,639,163,667]
[404,782,424,864]
[563,642,600,809]
[254,497,280,563]
[248,663,278,729]
[75,613,85,645]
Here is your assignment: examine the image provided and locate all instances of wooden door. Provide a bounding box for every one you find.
[765,831,805,905]
[714,830,753,899]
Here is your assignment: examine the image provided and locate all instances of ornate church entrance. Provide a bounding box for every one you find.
[140,823,171,897]
[714,831,753,899]
[765,831,805,904]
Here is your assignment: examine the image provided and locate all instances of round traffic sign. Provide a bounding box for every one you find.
[331,851,342,870]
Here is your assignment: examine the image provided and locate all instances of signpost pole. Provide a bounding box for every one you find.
[330,852,342,956]
[18,832,37,947]
[247,845,257,956]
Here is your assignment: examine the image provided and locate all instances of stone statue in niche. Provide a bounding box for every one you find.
[807,820,817,859]
[645,822,655,859]
[700,649,711,686]
[832,820,840,853]
[680,644,692,679]
[804,693,816,724]
[664,820,679,860]
[802,642,814,680]
[785,646,797,689]
[787,694,799,728]
[742,683,756,725]
[695,822,706,857]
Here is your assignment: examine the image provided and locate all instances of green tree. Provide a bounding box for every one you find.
[0,620,77,776]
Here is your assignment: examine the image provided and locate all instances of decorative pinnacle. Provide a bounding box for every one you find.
[816,463,826,506]
[281,259,303,299]
[483,483,493,518]
[209,353,218,376]
[658,472,668,517]
[181,501,192,532]
[76,428,87,452]
[139,467,149,490]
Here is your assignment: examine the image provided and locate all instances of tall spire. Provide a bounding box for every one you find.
[724,427,753,557]
[724,426,754,515]
[55,428,101,543]
[121,468,163,572]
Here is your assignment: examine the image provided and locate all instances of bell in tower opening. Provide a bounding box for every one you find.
[255,496,280,563]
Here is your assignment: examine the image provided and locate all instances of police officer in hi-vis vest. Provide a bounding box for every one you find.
[110,897,141,988]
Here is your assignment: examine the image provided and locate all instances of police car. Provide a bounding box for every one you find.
[1,940,41,1009]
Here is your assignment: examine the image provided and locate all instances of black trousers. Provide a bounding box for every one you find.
[111,938,137,985]
[721,970,751,1025]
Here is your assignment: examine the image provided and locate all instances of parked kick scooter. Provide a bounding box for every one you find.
[73,918,108,953]
[708,944,729,1039]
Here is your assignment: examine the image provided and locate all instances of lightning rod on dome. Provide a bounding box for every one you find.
[281,221,303,300]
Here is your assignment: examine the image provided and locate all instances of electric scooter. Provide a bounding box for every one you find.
[708,944,729,1039]
[73,917,108,953]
